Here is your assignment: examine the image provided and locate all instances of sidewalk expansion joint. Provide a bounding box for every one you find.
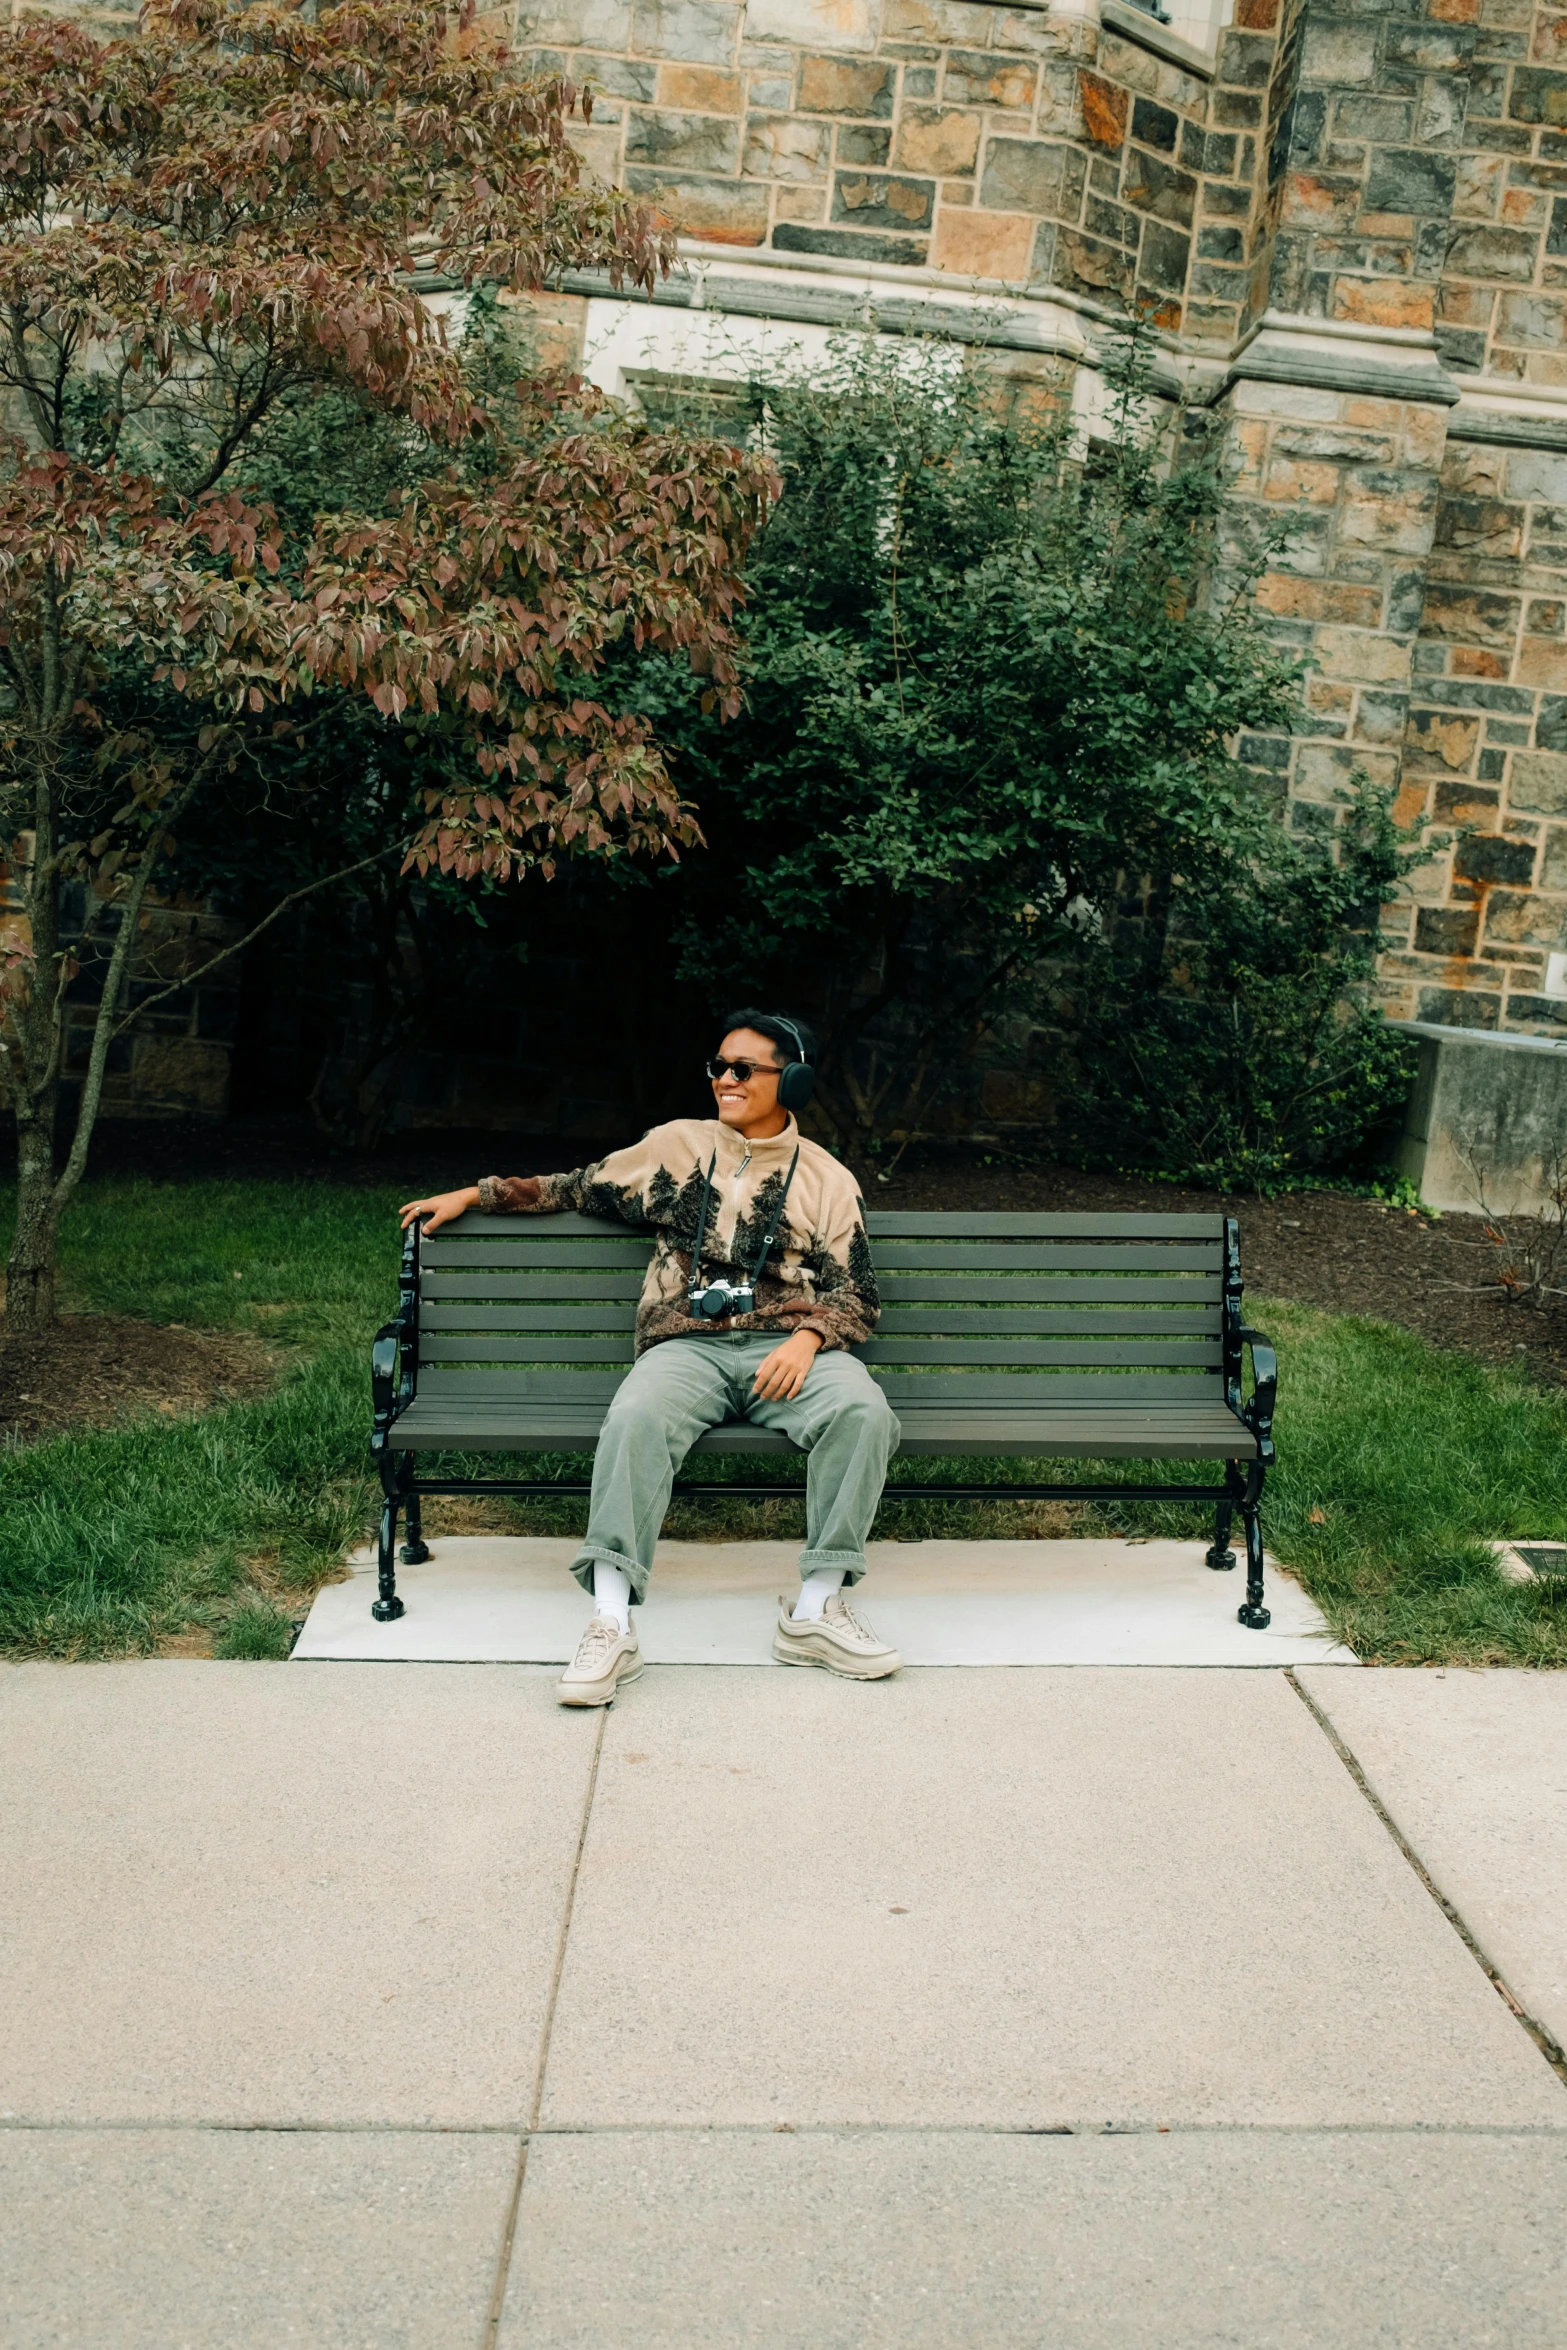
[1286,1669,1567,2095]
[4,2118,1567,2138]
[480,1701,607,2349]
[515,2118,1567,2138]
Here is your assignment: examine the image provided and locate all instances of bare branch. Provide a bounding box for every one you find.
[112,837,415,1039]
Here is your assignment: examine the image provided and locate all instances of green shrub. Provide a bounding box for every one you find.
[624,323,1410,1181]
[1059,782,1423,1189]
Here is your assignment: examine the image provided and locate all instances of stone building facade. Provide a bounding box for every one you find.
[510,0,1567,1040]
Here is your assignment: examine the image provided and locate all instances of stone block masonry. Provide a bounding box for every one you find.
[0,841,244,1124]
[1218,378,1455,1004]
[519,0,1279,340]
[1398,433,1567,1031]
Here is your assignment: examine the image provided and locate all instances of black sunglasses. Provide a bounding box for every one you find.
[705,1056,782,1083]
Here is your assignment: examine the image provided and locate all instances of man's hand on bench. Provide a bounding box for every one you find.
[399,1186,481,1235]
[751,1329,823,1402]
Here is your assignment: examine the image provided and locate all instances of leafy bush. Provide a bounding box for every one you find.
[1058,781,1422,1189]
[623,325,1417,1184]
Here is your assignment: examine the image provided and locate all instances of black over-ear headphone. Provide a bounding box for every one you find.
[771,1016,816,1112]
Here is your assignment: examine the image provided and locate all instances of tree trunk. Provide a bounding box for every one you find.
[6,1108,61,1331]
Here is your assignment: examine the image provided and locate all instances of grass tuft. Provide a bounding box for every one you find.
[213,1597,299,1661]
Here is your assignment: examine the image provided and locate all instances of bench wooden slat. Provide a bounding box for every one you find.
[419,1338,632,1364]
[411,1367,1222,1402]
[869,1340,1224,1366]
[422,1278,1231,1316]
[430,1212,644,1235]
[867,1212,1225,1238]
[869,1244,1223,1270]
[421,1239,654,1268]
[875,1372,1222,1400]
[389,1399,1255,1461]
[877,1275,1223,1302]
[423,1273,648,1302]
[419,1303,1221,1337]
[422,1304,639,1332]
[417,1335,1224,1367]
[425,1209,1229,1240]
[877,1307,1220,1335]
[424,1237,1222,1274]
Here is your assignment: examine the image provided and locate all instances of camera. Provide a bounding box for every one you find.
[690,1276,755,1319]
[685,1138,799,1324]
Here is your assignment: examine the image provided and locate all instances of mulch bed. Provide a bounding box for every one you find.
[0,1317,275,1448]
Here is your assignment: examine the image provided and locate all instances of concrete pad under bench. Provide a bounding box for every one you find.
[1298,1667,1567,2055]
[500,2127,1567,2350]
[0,1663,593,2128]
[297,1537,1353,1666]
[539,1668,1565,2130]
[0,2127,516,2350]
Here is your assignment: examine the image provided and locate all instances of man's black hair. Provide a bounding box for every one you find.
[721,1008,818,1066]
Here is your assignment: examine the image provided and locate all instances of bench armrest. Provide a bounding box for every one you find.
[1238,1326,1277,1462]
[370,1322,408,1453]
[370,1221,422,1452]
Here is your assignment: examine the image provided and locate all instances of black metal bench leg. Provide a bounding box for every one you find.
[372,1455,406,1623]
[400,1484,431,1568]
[1237,1465,1270,1630]
[1206,1473,1238,1572]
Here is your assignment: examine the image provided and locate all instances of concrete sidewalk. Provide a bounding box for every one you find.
[2,1660,1564,2347]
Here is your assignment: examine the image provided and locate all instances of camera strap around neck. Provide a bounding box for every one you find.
[746,1146,800,1286]
[689,1144,801,1292]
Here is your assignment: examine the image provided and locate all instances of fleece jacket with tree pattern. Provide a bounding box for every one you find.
[477,1115,879,1356]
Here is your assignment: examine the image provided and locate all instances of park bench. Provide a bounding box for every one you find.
[369,1209,1277,1628]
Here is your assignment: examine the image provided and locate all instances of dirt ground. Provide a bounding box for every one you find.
[0,1316,275,1447]
[3,1114,1558,1444]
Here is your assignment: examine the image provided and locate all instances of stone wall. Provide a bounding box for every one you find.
[1390,0,1567,1032]
[521,0,1288,343]
[63,896,243,1124]
[0,838,242,1126]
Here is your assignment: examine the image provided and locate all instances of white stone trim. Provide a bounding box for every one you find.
[677,238,1157,342]
[1453,375,1567,421]
[581,293,972,406]
[1227,315,1457,406]
[568,263,1461,412]
[1239,308,1441,356]
[1101,0,1221,75]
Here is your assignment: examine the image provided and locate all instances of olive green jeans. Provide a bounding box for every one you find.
[570,1331,900,1604]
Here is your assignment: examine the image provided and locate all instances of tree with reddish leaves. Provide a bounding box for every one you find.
[0,0,772,1326]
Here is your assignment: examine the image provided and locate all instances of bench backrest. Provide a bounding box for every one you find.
[413,1210,1241,1413]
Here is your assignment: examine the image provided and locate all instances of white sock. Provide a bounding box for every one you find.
[593,1562,633,1632]
[792,1569,846,1623]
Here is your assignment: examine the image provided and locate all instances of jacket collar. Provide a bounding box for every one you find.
[709,1114,799,1171]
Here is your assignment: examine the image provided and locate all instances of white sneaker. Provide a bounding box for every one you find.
[773,1590,901,1680]
[556,1615,642,1707]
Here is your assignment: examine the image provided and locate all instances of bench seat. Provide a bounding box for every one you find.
[369,1207,1276,1626]
[389,1392,1260,1460]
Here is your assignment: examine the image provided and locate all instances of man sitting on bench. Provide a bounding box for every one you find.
[399,1012,902,1706]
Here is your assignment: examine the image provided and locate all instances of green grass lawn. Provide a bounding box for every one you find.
[2,1176,1564,1665]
